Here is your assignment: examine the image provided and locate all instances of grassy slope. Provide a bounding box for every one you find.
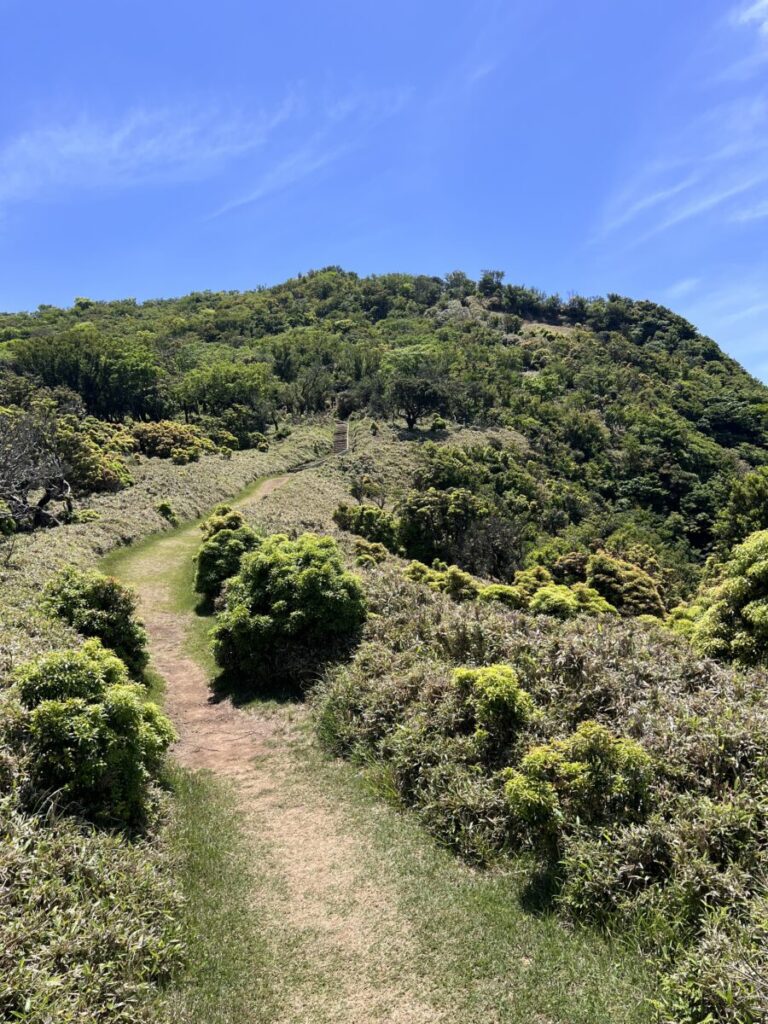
[104,445,654,1023]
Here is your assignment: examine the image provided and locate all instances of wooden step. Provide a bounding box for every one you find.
[333,422,349,454]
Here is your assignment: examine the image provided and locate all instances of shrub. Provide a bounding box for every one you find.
[513,564,554,599]
[528,583,581,619]
[333,502,400,549]
[200,503,245,540]
[453,665,536,753]
[528,582,616,618]
[57,415,136,494]
[212,533,367,685]
[396,487,492,564]
[354,538,389,566]
[403,560,480,601]
[133,420,215,462]
[586,551,665,617]
[571,582,618,616]
[195,524,261,600]
[44,567,149,676]
[155,500,178,525]
[715,466,768,549]
[477,583,528,608]
[503,721,655,848]
[12,642,175,824]
[684,529,768,665]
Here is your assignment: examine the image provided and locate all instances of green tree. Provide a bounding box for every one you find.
[397,487,492,564]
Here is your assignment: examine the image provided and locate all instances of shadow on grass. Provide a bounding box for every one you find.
[393,426,447,443]
[209,635,363,707]
[517,859,563,916]
[193,594,216,616]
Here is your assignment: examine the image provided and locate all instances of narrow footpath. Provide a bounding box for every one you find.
[108,465,652,1024]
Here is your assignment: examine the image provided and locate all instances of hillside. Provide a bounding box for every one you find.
[2,270,768,1024]
[3,269,768,590]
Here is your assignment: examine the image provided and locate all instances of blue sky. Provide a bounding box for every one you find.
[1,0,767,376]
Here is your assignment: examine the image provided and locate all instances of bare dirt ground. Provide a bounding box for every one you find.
[119,475,447,1024]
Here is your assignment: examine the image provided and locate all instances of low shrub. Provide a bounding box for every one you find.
[12,642,175,824]
[212,532,367,687]
[133,420,216,463]
[195,524,261,600]
[354,538,389,565]
[503,721,655,848]
[406,561,616,618]
[586,550,665,618]
[313,561,768,1020]
[57,415,136,494]
[200,503,246,540]
[477,583,528,608]
[155,499,178,524]
[333,502,400,549]
[453,664,536,756]
[0,793,184,1022]
[43,567,149,676]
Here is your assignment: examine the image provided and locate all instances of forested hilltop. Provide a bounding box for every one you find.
[3,267,768,594]
[4,268,768,1024]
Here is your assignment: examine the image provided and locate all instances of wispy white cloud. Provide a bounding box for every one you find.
[733,0,768,36]
[731,196,768,220]
[211,142,349,217]
[674,271,768,380]
[596,5,768,246]
[597,90,768,244]
[466,62,497,85]
[663,277,701,300]
[211,89,409,217]
[0,102,296,208]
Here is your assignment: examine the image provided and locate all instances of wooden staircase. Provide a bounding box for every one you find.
[333,421,349,455]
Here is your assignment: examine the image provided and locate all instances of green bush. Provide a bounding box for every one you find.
[477,583,528,608]
[396,486,492,564]
[453,665,535,754]
[528,582,617,618]
[528,583,581,619]
[586,550,665,617]
[56,415,136,494]
[44,567,149,676]
[133,420,215,462]
[333,502,400,549]
[403,560,480,601]
[200,503,245,540]
[504,721,655,847]
[195,524,261,600]
[682,528,768,665]
[155,499,178,524]
[13,642,175,824]
[212,533,367,685]
[353,538,389,565]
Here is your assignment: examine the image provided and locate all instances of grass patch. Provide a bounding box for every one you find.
[156,769,283,1023]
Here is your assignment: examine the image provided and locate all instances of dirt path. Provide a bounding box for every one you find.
[115,475,448,1024]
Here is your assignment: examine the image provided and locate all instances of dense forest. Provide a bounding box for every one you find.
[3,268,768,1024]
